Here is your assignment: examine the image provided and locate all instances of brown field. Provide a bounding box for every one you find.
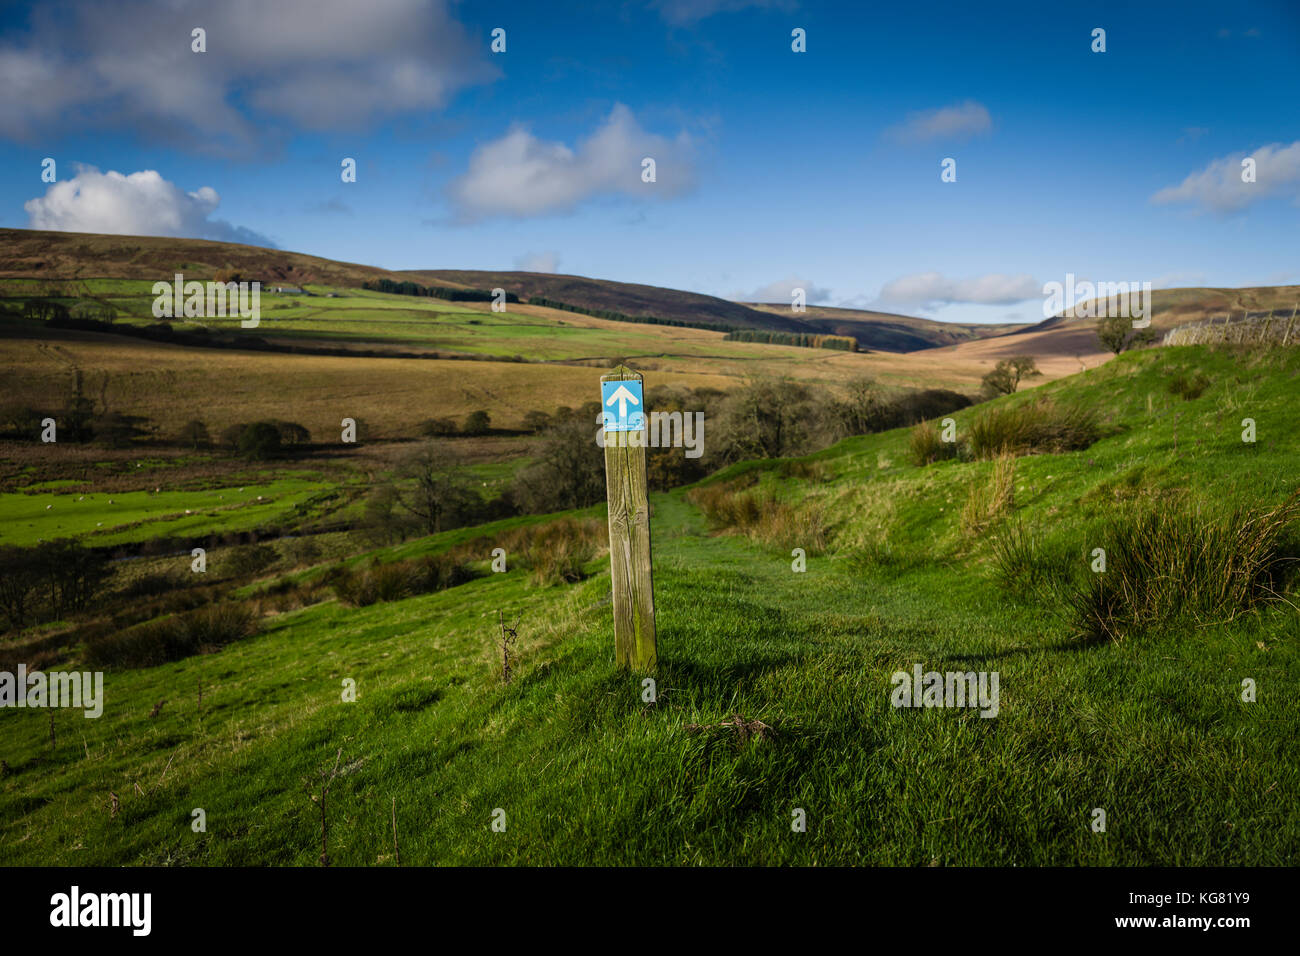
[4,228,1295,443]
[0,318,1105,443]
[0,325,728,439]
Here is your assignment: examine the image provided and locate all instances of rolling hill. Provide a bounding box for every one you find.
[941,284,1300,374]
[404,270,1028,351]
[746,302,1027,351]
[0,227,396,288]
[3,228,1297,401]
[0,229,1011,351]
[402,268,794,332]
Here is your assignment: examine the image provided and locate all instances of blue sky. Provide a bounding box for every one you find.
[2,0,1298,324]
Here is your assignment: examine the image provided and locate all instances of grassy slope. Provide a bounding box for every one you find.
[1,345,1297,865]
[0,476,332,548]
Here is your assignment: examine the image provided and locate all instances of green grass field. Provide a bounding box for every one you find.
[1,344,1296,865]
[0,476,333,548]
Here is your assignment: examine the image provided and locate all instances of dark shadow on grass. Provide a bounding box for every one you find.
[943,637,1097,665]
[658,650,807,698]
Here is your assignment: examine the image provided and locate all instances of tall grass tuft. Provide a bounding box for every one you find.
[687,479,827,552]
[991,519,1075,603]
[84,603,257,669]
[520,518,602,586]
[961,454,1015,535]
[968,398,1099,460]
[909,420,960,466]
[333,553,476,607]
[1167,371,1212,400]
[1069,490,1300,641]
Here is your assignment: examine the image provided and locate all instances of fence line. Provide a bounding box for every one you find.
[1162,304,1299,347]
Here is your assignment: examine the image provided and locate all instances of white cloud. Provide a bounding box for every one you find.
[1151,141,1300,214]
[887,101,992,143]
[732,277,832,304]
[875,271,1039,309]
[448,104,694,220]
[0,0,496,152]
[24,167,274,246]
[514,251,562,273]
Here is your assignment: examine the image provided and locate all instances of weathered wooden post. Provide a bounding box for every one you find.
[600,365,657,672]
[1282,303,1298,347]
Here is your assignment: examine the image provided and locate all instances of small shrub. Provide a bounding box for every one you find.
[777,459,832,482]
[910,420,961,466]
[419,418,459,437]
[224,544,278,578]
[237,421,282,459]
[525,518,602,585]
[968,399,1099,460]
[991,520,1073,601]
[332,553,476,607]
[982,356,1040,396]
[118,571,181,599]
[372,562,413,603]
[333,568,379,607]
[182,603,257,646]
[284,537,323,566]
[686,479,825,551]
[263,579,328,614]
[83,603,257,669]
[409,554,474,594]
[462,410,492,436]
[160,584,220,615]
[84,617,193,669]
[1167,371,1211,400]
[177,420,210,449]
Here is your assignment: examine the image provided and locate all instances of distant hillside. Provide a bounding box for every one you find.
[4,229,1294,360]
[402,269,799,333]
[931,284,1300,383]
[403,269,1015,351]
[1024,285,1300,335]
[746,303,1026,352]
[3,231,946,348]
[0,227,396,287]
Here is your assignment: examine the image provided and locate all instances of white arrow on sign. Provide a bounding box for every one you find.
[605,384,640,420]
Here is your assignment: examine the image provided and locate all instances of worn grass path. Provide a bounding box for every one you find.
[2,476,1295,865]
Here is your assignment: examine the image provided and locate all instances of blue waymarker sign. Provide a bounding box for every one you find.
[601,379,645,432]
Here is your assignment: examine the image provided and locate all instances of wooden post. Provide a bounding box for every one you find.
[600,366,657,672]
[1282,303,1298,347]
